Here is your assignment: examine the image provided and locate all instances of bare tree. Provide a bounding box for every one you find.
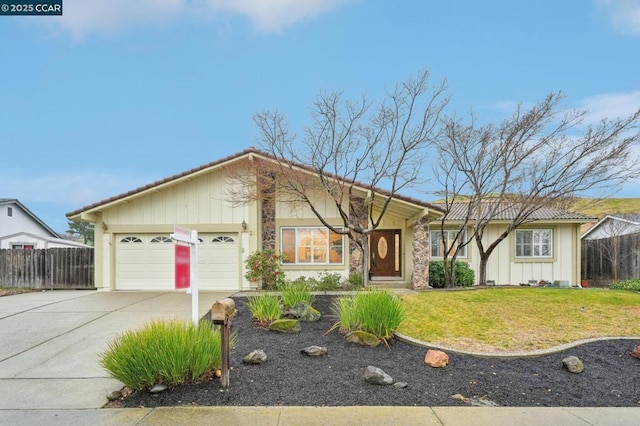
[232,69,448,287]
[435,92,640,285]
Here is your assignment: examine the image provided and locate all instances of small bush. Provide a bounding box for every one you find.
[244,250,285,290]
[246,294,283,325]
[348,271,364,289]
[429,261,475,288]
[99,320,235,391]
[329,289,405,343]
[610,279,640,291]
[313,272,342,292]
[280,279,315,308]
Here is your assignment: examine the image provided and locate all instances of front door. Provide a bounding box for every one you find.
[370,230,401,278]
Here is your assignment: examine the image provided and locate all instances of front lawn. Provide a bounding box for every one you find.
[399,287,640,353]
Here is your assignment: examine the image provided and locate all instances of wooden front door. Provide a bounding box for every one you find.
[370,230,401,278]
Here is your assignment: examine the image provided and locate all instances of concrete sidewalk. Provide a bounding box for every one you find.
[0,290,638,425]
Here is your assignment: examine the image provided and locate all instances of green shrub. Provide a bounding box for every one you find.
[329,289,405,343]
[610,279,640,291]
[99,319,235,391]
[244,250,285,290]
[313,272,342,292]
[280,279,315,308]
[429,261,475,288]
[246,294,283,325]
[454,262,475,287]
[348,271,364,289]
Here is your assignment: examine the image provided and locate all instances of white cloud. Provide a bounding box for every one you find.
[207,0,354,33]
[577,90,640,123]
[597,0,640,36]
[44,0,353,39]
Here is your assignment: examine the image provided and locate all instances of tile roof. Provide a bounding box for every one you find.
[435,202,596,222]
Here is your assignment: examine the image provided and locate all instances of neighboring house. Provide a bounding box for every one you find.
[431,203,596,286]
[0,199,89,249]
[66,148,443,292]
[581,214,640,240]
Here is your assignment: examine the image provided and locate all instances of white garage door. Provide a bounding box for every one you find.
[115,233,240,291]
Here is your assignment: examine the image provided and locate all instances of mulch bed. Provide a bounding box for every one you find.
[116,295,640,408]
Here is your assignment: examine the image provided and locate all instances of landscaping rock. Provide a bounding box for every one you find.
[345,330,380,347]
[269,319,301,333]
[364,366,393,385]
[562,356,584,374]
[150,384,168,394]
[106,390,122,401]
[286,302,321,322]
[629,345,640,359]
[452,393,499,407]
[425,349,449,368]
[301,345,327,356]
[243,349,267,364]
[393,382,408,389]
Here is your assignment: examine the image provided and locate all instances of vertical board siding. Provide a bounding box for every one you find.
[0,248,94,289]
[581,233,640,283]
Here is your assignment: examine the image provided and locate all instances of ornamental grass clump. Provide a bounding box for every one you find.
[329,289,406,343]
[99,319,235,391]
[246,294,283,326]
[280,278,315,308]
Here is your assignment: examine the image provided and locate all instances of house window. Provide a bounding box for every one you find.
[150,236,172,243]
[515,229,553,258]
[430,230,467,258]
[7,207,12,217]
[120,236,143,243]
[212,236,235,243]
[12,244,34,249]
[281,227,343,265]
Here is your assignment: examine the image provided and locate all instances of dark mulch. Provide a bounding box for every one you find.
[118,295,640,408]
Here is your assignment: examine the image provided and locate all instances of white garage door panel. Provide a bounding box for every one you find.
[115,233,240,291]
[199,234,239,290]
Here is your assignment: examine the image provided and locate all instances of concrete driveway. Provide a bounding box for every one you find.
[0,290,233,410]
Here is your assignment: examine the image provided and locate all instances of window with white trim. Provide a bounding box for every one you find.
[212,236,235,243]
[120,236,143,243]
[281,227,343,265]
[515,229,553,258]
[430,230,467,258]
[150,236,172,243]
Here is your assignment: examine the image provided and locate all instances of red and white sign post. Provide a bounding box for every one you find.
[171,225,200,325]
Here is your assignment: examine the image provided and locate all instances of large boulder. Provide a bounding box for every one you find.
[286,302,321,322]
[364,366,393,385]
[269,319,301,334]
[345,330,380,347]
[562,356,584,374]
[424,349,449,368]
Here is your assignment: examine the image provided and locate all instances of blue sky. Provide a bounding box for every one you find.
[1,0,639,232]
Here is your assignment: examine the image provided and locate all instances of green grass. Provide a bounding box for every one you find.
[399,287,640,352]
[245,294,283,325]
[280,279,315,308]
[99,319,235,390]
[330,289,406,343]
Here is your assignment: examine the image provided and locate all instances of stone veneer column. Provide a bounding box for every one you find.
[349,196,367,273]
[261,179,276,250]
[411,217,430,289]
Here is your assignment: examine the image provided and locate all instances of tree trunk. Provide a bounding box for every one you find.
[361,234,370,288]
[478,254,489,286]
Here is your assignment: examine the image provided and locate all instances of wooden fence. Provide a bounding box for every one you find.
[0,248,94,289]
[581,233,640,284]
